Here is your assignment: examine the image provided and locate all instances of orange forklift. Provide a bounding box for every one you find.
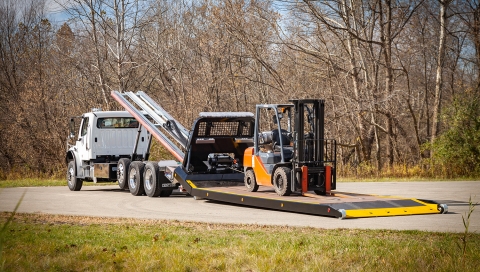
[243,99,336,196]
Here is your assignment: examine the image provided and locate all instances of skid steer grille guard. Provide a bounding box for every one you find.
[197,121,252,137]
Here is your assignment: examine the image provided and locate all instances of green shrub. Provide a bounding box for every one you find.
[431,92,480,177]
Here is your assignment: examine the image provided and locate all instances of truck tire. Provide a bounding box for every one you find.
[144,162,162,197]
[117,158,131,190]
[128,161,145,196]
[244,169,259,192]
[273,167,291,196]
[67,160,83,191]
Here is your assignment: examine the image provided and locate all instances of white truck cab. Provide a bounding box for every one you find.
[66,110,150,190]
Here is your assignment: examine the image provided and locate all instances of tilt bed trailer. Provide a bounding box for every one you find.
[66,91,448,219]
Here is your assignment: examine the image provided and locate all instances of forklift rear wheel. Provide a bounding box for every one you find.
[244,169,259,192]
[117,158,131,190]
[67,161,83,191]
[144,162,161,197]
[273,167,291,196]
[129,161,145,196]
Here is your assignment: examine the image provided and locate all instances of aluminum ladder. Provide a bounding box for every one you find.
[111,91,189,161]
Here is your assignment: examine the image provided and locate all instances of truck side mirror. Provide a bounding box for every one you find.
[69,118,75,139]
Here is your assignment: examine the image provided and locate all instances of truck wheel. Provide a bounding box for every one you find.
[273,167,291,196]
[128,161,145,196]
[67,161,83,191]
[244,169,259,192]
[144,162,162,197]
[117,158,131,190]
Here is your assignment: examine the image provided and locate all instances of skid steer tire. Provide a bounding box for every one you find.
[67,161,83,191]
[273,167,291,196]
[244,169,259,192]
[144,162,161,197]
[128,161,145,196]
[117,158,131,190]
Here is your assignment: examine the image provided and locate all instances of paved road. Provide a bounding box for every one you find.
[0,181,479,233]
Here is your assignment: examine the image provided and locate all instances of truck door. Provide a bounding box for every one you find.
[78,116,90,161]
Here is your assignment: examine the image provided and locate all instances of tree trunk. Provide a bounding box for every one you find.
[431,0,450,144]
[89,0,110,109]
[380,0,394,168]
[341,0,368,165]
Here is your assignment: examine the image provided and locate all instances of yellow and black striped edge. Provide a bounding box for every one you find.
[341,199,441,218]
[185,179,197,189]
[328,193,445,218]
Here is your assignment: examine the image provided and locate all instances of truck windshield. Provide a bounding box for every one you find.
[97,117,139,128]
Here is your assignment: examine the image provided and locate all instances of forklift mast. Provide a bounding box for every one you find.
[290,99,336,194]
[291,99,325,167]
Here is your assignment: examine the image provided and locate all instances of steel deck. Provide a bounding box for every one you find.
[173,166,445,219]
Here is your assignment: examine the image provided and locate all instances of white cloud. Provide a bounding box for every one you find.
[45,0,72,22]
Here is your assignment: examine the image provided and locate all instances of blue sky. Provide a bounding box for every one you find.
[45,0,71,23]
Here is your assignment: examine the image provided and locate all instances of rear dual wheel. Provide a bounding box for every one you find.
[144,162,173,197]
[144,162,162,197]
[117,158,131,190]
[129,161,145,196]
[129,161,173,197]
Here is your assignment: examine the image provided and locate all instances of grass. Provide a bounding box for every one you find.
[336,176,478,182]
[0,179,117,188]
[0,179,64,188]
[1,213,479,272]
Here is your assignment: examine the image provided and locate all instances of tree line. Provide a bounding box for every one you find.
[1,0,479,179]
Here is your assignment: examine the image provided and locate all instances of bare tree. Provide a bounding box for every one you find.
[63,0,151,109]
[431,0,452,144]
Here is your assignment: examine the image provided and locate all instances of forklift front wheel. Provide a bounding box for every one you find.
[273,167,292,196]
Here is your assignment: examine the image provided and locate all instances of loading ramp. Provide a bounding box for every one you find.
[173,167,447,219]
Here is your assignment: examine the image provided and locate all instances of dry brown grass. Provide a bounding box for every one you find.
[1,213,479,272]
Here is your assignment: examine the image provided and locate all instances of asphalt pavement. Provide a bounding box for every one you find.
[0,181,479,233]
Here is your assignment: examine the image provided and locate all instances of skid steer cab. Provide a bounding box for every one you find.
[243,99,337,196]
[65,109,178,196]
